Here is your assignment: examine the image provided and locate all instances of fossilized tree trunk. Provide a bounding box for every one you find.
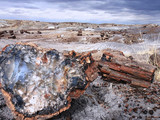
[91,49,156,88]
[0,43,97,120]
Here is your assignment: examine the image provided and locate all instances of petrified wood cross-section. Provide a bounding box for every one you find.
[0,43,97,120]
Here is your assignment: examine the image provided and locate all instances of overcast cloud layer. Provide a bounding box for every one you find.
[0,0,160,24]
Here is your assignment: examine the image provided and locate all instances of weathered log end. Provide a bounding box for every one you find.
[96,49,156,88]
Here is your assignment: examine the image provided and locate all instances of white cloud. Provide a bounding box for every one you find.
[0,0,159,24]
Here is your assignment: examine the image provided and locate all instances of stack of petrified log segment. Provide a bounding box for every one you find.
[0,30,16,39]
[91,49,156,88]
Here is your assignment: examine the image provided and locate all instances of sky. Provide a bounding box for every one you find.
[0,0,160,24]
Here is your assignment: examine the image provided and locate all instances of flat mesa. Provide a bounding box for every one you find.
[0,43,93,119]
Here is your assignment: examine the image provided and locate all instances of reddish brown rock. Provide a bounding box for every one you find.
[97,49,156,88]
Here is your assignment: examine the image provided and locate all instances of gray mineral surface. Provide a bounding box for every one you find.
[0,44,88,117]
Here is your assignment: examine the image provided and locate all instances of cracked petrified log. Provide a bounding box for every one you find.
[0,43,97,120]
[93,49,156,88]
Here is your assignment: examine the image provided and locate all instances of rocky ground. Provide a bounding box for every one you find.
[0,78,160,120]
[51,78,160,120]
[0,20,160,61]
[0,19,160,120]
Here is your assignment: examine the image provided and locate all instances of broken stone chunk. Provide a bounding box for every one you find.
[8,35,16,39]
[77,30,82,36]
[0,43,95,119]
[37,31,42,34]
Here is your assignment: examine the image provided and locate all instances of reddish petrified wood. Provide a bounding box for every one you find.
[96,49,156,88]
[0,43,98,120]
[63,50,99,82]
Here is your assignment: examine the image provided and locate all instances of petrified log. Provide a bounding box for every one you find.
[37,31,42,34]
[94,49,156,88]
[20,30,24,34]
[77,30,82,36]
[0,30,7,35]
[0,31,7,38]
[20,30,30,34]
[8,35,16,39]
[0,43,97,120]
[100,31,105,38]
[9,30,14,35]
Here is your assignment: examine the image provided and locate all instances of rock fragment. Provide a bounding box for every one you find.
[37,31,42,34]
[77,30,82,36]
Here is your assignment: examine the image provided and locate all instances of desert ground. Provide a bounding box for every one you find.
[0,20,160,62]
[0,19,160,120]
